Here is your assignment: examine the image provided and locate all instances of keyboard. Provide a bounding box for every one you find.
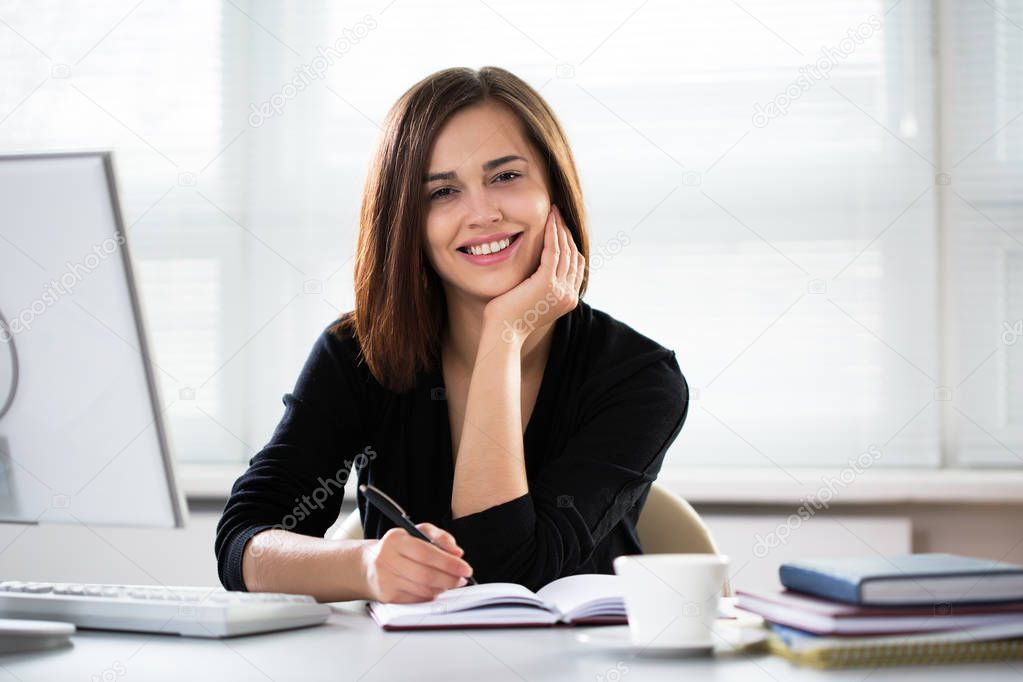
[0,581,331,638]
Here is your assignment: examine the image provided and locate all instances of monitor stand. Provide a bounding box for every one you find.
[0,435,19,518]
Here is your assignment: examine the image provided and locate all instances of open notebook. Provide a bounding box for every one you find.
[366,574,627,630]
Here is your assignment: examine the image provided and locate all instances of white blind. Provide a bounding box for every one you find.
[0,0,251,464]
[945,0,1023,466]
[1,0,1017,472]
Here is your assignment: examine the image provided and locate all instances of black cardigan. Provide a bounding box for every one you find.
[215,299,689,594]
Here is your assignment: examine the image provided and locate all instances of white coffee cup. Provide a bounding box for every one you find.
[613,553,729,648]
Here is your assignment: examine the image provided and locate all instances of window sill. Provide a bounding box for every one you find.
[180,464,247,501]
[180,464,358,503]
[655,468,1023,505]
[179,464,1023,506]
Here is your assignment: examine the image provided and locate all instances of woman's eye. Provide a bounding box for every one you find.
[429,172,519,201]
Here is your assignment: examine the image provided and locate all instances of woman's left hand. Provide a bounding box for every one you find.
[483,204,584,345]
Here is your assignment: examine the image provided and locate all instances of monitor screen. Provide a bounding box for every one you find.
[0,152,185,527]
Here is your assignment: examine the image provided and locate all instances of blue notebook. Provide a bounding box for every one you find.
[779,553,1023,606]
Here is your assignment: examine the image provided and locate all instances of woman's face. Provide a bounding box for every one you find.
[422,100,551,305]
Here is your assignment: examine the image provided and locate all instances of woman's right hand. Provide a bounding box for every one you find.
[359,522,475,603]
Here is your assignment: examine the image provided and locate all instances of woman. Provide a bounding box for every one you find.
[215,66,689,604]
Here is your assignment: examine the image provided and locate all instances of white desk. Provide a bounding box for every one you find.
[3,601,1021,681]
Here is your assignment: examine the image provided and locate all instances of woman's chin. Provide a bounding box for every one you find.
[438,263,531,304]
[464,276,524,302]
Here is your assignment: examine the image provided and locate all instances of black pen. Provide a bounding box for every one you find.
[359,483,478,586]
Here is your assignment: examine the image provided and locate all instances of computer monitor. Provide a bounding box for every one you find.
[0,152,186,528]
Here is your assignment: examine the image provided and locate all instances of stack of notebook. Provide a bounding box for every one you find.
[736,553,1023,668]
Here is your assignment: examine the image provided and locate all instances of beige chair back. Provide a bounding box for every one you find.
[636,482,733,596]
[330,481,731,596]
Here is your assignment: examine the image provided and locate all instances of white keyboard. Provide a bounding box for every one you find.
[0,581,331,638]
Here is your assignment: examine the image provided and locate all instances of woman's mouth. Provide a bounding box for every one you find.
[456,232,523,266]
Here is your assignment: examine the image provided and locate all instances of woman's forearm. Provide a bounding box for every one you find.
[242,528,376,602]
[450,321,530,519]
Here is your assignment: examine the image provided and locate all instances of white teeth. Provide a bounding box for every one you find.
[465,236,512,256]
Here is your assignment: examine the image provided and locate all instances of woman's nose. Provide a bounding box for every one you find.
[464,191,501,225]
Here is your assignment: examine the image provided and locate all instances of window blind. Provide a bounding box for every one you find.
[945,0,1023,466]
[1,0,1018,473]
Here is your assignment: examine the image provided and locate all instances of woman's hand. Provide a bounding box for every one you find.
[359,522,475,603]
[483,205,585,345]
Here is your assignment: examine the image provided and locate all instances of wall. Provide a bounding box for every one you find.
[1,499,1021,593]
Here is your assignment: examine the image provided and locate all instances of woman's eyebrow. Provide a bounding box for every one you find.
[424,155,527,183]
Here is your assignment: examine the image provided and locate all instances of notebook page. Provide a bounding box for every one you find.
[535,574,623,619]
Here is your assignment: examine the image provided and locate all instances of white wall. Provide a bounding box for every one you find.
[1,500,1021,593]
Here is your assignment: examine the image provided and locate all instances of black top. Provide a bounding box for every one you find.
[214,300,690,594]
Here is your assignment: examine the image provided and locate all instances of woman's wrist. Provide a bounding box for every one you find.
[480,313,528,354]
[354,538,380,600]
[243,529,378,602]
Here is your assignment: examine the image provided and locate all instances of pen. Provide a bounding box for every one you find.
[359,483,478,586]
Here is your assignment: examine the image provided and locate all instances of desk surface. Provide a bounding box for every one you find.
[2,601,1021,681]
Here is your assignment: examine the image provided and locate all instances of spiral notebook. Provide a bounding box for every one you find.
[366,574,627,630]
[766,619,1023,668]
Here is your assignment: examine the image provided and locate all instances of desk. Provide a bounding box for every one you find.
[3,601,1021,681]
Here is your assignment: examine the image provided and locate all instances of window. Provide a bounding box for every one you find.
[944,0,1023,466]
[1,0,1019,474]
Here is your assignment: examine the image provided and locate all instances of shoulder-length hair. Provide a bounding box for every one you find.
[334,66,589,393]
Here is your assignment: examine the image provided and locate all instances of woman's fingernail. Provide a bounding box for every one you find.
[458,577,468,587]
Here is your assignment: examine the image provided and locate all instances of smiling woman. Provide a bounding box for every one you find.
[423,102,558,345]
[215,66,689,604]
[343,66,590,394]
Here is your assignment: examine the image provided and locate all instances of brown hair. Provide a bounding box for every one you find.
[334,66,589,393]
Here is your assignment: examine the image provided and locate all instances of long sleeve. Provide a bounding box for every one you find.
[214,327,370,591]
[440,349,689,592]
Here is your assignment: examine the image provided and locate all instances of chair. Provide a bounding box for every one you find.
[636,483,733,596]
[329,481,732,596]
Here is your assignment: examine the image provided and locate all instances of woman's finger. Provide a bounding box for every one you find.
[391,569,441,600]
[561,227,576,287]
[415,523,462,554]
[390,589,432,604]
[566,244,579,293]
[551,207,561,265]
[393,551,467,590]
[539,206,556,273]
[556,218,571,281]
[398,538,473,579]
